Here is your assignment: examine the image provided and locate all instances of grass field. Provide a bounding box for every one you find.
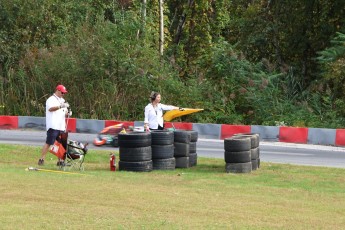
[1,144,345,229]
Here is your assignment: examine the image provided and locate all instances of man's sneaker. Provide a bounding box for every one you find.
[57,161,65,167]
[38,159,44,166]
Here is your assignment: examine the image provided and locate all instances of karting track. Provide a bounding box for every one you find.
[0,129,345,168]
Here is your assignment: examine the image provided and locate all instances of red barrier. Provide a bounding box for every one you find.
[0,116,18,129]
[105,120,134,129]
[66,118,76,133]
[279,126,308,143]
[335,129,345,146]
[165,122,193,130]
[221,125,251,139]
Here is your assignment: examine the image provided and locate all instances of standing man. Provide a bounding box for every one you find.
[38,84,71,166]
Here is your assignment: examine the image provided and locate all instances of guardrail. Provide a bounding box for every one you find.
[0,115,344,146]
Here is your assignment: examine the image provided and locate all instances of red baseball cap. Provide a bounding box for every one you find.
[56,84,68,93]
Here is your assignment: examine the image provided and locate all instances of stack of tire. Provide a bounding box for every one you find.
[173,130,191,168]
[118,132,152,172]
[186,130,198,167]
[234,133,260,170]
[224,136,252,173]
[150,130,175,170]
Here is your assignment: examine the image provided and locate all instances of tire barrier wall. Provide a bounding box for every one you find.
[174,130,191,168]
[186,130,198,167]
[150,130,175,170]
[234,133,260,171]
[1,115,345,146]
[224,136,252,173]
[118,132,153,172]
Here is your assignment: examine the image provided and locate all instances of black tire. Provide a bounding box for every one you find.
[174,142,190,157]
[189,153,197,167]
[258,158,260,168]
[111,137,119,147]
[224,136,251,152]
[224,150,251,163]
[153,158,175,170]
[225,162,252,173]
[185,130,198,142]
[189,141,197,153]
[118,132,151,148]
[119,146,152,162]
[250,147,260,160]
[151,144,174,159]
[251,159,258,170]
[119,160,153,172]
[175,156,189,168]
[234,133,260,148]
[174,130,191,143]
[150,130,174,145]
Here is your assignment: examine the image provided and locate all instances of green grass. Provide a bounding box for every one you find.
[1,144,345,229]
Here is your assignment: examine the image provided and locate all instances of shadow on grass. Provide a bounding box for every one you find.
[185,163,225,174]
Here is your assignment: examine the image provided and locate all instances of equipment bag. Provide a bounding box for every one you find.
[49,140,66,159]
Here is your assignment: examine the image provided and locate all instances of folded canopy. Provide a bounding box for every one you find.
[163,108,204,122]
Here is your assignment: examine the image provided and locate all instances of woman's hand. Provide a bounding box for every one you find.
[144,124,150,132]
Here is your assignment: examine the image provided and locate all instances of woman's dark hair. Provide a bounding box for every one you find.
[150,91,160,102]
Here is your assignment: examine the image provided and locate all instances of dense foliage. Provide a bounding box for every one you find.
[1,0,345,128]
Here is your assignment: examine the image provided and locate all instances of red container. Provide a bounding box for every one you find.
[110,154,116,171]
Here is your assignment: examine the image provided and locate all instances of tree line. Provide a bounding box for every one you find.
[0,0,344,128]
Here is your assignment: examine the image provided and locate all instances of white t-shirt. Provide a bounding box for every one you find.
[45,94,67,131]
[144,103,175,129]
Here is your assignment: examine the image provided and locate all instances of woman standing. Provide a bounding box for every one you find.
[144,91,182,131]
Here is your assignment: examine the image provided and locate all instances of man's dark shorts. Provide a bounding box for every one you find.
[46,129,61,145]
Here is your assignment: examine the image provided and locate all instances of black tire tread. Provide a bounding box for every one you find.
[189,142,197,153]
[118,132,151,148]
[153,158,175,170]
[224,136,251,152]
[234,133,260,148]
[151,144,174,159]
[250,147,260,160]
[119,146,152,162]
[119,160,153,172]
[225,162,252,173]
[175,156,189,168]
[174,130,191,143]
[251,159,258,170]
[174,142,190,157]
[224,150,251,163]
[189,153,197,167]
[185,130,198,142]
[150,130,174,145]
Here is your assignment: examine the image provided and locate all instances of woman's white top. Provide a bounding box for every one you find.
[45,94,67,131]
[144,103,175,129]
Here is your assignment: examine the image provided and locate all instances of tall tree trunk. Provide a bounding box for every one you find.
[174,0,194,44]
[159,0,164,56]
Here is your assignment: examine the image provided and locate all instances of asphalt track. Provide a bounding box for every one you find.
[0,130,345,168]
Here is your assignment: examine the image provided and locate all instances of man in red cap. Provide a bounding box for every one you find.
[38,84,71,166]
